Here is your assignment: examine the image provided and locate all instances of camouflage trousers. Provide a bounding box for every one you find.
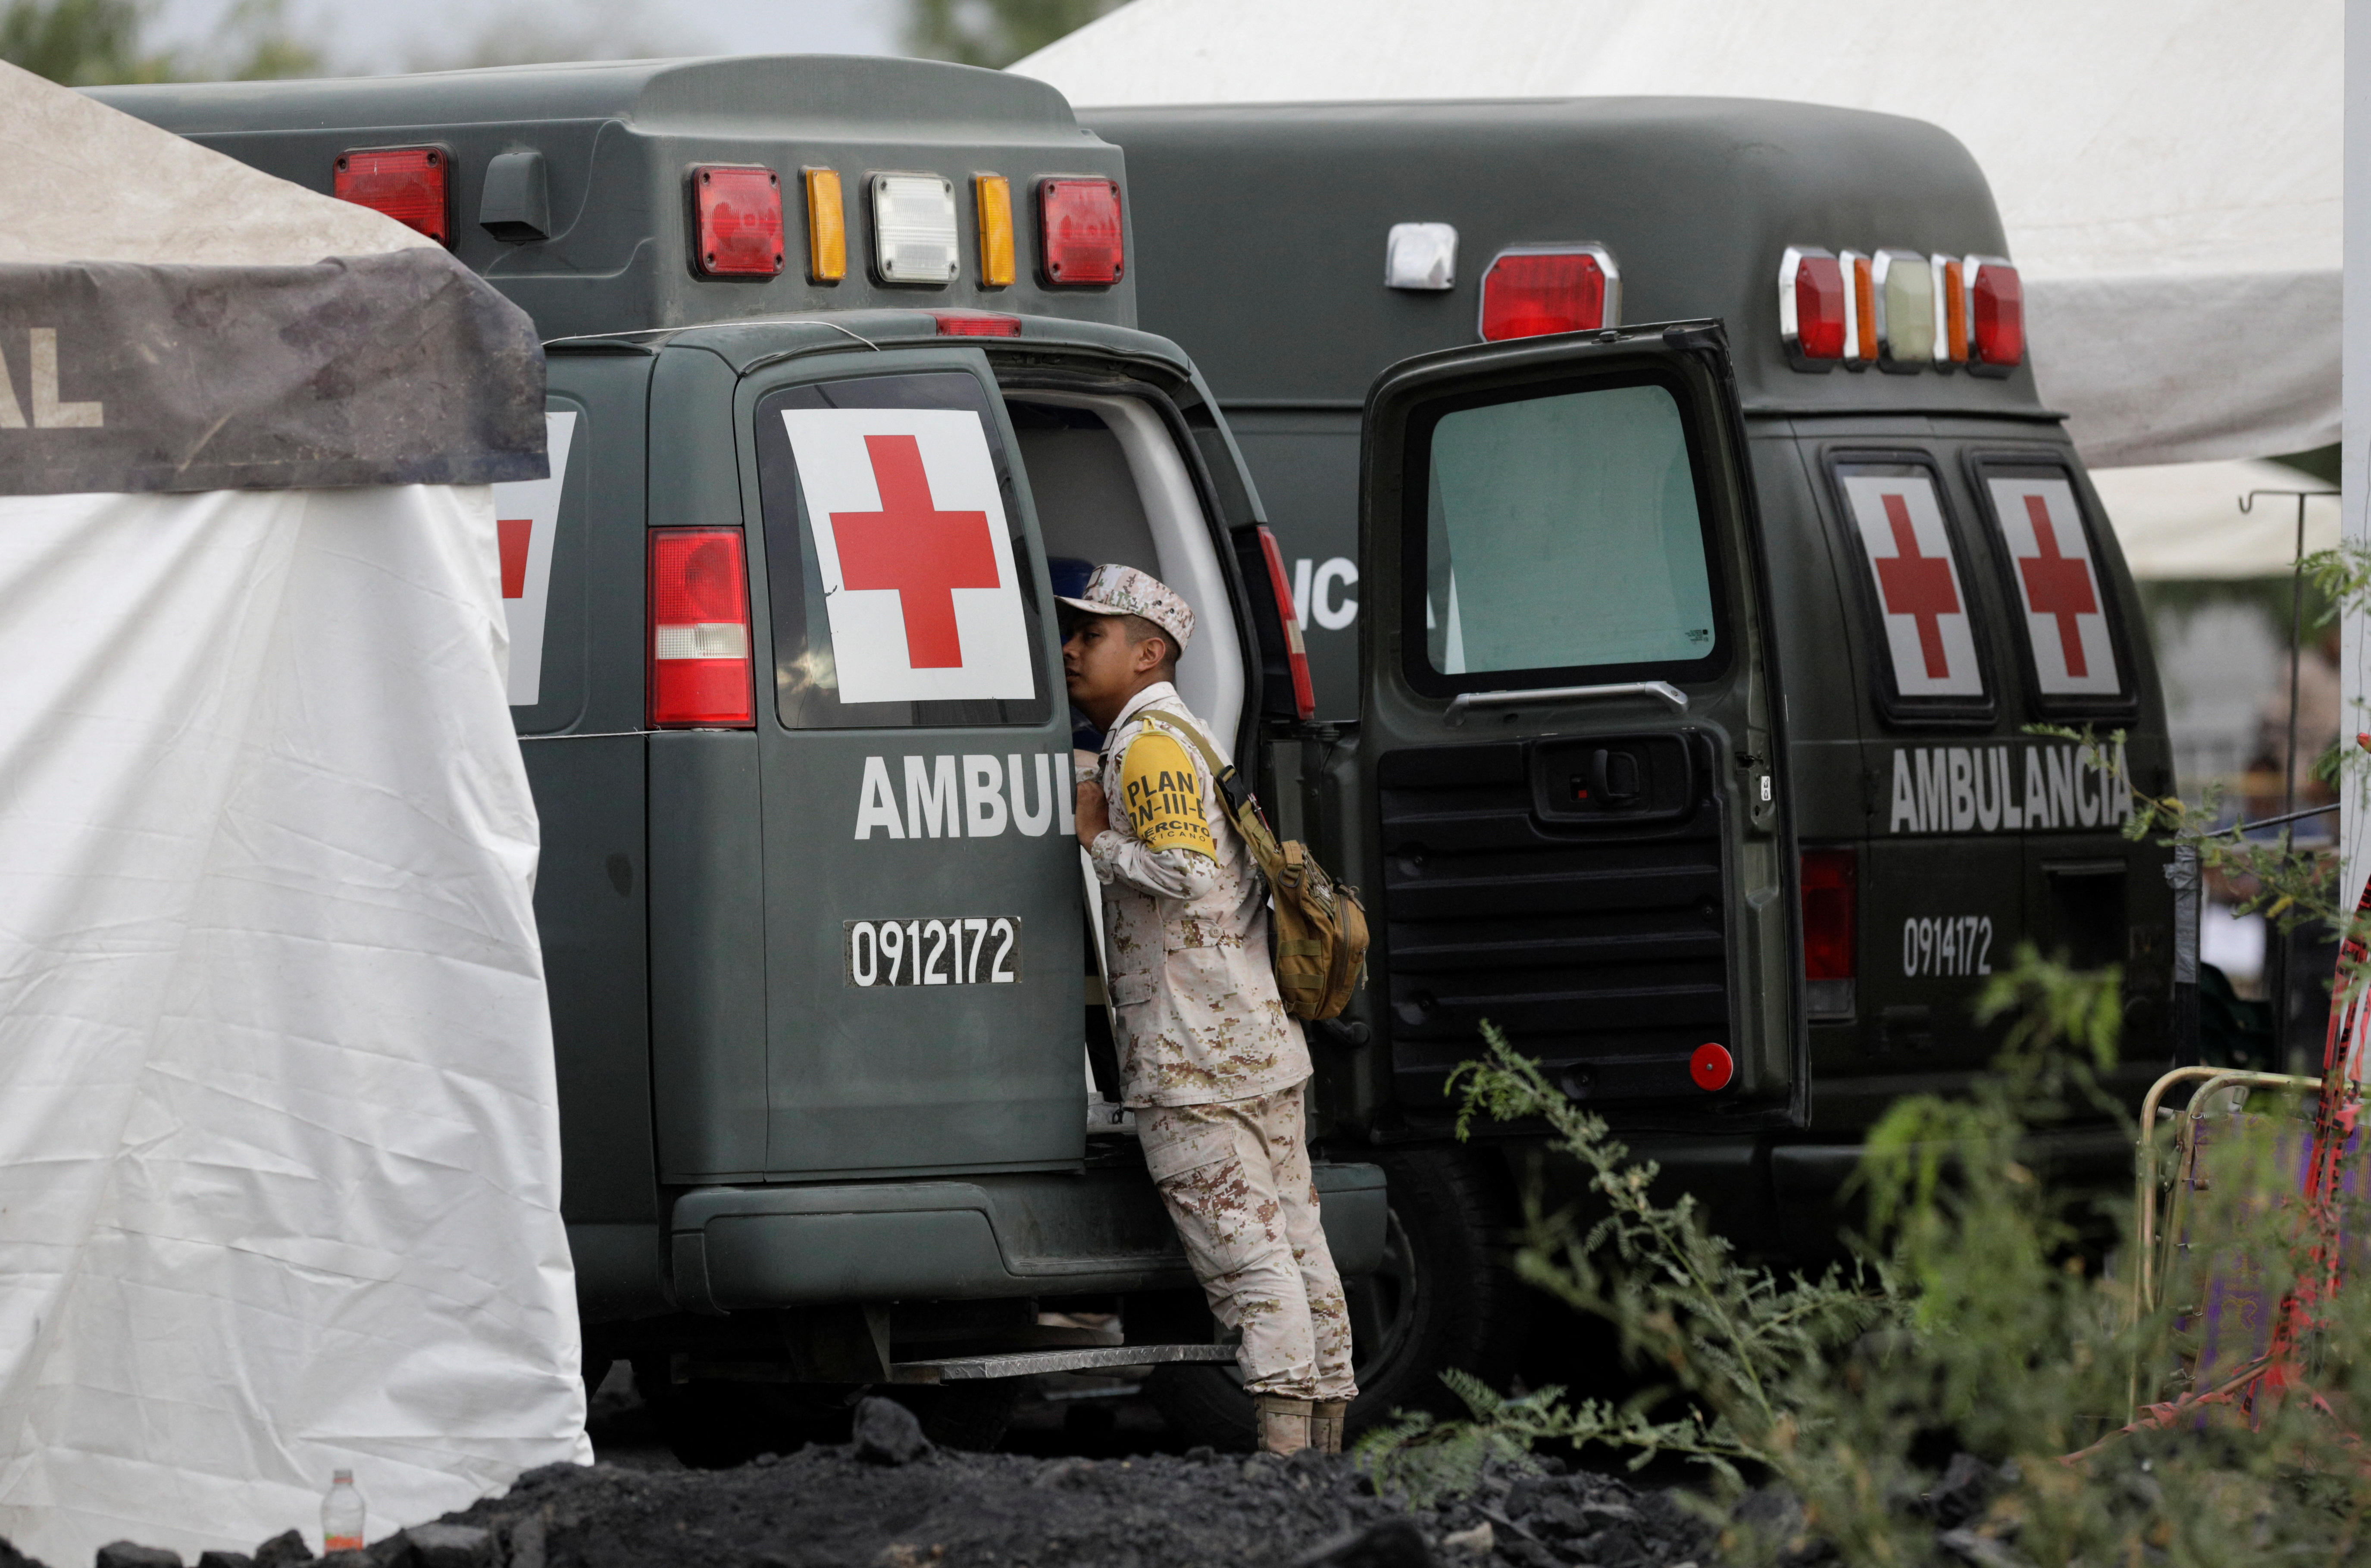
[1139,1081,1358,1401]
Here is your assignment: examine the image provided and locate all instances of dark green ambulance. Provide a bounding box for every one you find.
[91,63,2171,1454]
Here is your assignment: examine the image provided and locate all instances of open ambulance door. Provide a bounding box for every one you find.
[1354,322,1801,1127]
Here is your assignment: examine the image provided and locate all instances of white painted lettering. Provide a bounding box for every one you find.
[1057,757,1077,836]
[1995,748,2022,829]
[2046,747,2076,827]
[1974,746,2002,831]
[1917,749,1948,835]
[29,330,100,428]
[2075,748,2102,826]
[1947,748,1977,831]
[0,341,22,430]
[1312,557,1360,631]
[964,754,1009,837]
[854,757,905,840]
[1889,749,1920,833]
[2024,745,2053,829]
[1292,558,1314,631]
[905,754,959,839]
[2111,742,2133,824]
[1009,753,1055,836]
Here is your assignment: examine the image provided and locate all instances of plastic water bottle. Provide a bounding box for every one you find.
[322,1469,365,1553]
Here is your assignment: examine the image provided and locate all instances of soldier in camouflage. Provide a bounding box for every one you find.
[1060,564,1359,1457]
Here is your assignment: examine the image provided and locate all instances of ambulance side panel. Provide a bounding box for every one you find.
[533,351,666,1318]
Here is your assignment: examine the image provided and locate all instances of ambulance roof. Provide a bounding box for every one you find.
[91,56,1132,342]
[1081,97,2051,421]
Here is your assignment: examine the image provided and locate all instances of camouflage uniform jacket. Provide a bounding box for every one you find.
[1090,683,1310,1108]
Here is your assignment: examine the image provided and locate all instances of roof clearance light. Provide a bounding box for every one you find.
[974,174,1016,288]
[873,173,960,285]
[1930,255,1968,370]
[692,166,783,278]
[803,168,846,284]
[1039,177,1124,285]
[1964,256,2024,376]
[334,147,450,246]
[1837,250,1875,369]
[1477,245,1620,342]
[1777,245,1844,369]
[1384,222,1458,291]
[934,311,1022,337]
[648,529,754,728]
[1873,249,1933,373]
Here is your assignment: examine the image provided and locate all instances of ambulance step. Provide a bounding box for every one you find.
[889,1343,1236,1383]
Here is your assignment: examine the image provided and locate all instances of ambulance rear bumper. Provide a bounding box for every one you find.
[668,1161,1389,1314]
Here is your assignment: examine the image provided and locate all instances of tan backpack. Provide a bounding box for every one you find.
[1135,710,1369,1021]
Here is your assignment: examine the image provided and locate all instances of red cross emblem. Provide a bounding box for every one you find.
[498,518,532,598]
[2017,495,2099,678]
[1872,493,1961,679]
[830,434,1002,668]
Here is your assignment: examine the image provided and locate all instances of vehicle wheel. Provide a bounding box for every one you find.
[1147,1143,1528,1450]
[888,1380,1024,1451]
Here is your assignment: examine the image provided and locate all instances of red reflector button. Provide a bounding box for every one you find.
[1040,178,1124,285]
[1479,247,1615,341]
[334,147,448,245]
[933,311,1023,337]
[1689,1042,1734,1092]
[693,166,785,278]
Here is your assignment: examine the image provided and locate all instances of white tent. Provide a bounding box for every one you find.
[1016,0,2340,469]
[2092,462,2341,580]
[0,62,586,1565]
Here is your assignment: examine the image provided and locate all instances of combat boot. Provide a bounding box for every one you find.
[1253,1394,1311,1455]
[1311,1399,1349,1455]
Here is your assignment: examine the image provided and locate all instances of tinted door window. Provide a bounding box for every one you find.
[1410,378,1722,690]
[756,370,1052,730]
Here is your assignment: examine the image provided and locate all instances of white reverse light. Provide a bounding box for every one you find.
[1385,222,1458,291]
[872,173,959,284]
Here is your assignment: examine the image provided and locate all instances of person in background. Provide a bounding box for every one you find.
[1059,563,1358,1457]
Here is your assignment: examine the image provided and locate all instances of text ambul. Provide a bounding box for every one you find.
[1887,741,2132,835]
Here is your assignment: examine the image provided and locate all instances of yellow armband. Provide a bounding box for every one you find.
[1119,730,1216,859]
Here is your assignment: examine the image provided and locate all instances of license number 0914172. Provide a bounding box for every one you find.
[845,916,1020,987]
[1903,915,1992,979]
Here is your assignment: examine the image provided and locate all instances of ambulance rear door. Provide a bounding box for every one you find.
[1354,322,1799,1123]
[740,347,1084,1179]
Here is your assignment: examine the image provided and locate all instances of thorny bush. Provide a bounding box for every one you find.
[1353,953,2371,1566]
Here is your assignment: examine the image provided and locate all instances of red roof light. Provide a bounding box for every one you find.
[1779,246,1844,368]
[692,166,784,278]
[334,147,449,246]
[1039,178,1123,285]
[1966,257,2024,375]
[1478,246,1617,341]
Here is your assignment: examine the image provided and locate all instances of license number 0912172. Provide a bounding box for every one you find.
[845,916,1020,987]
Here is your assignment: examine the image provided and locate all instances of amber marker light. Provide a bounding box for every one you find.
[974,174,1015,288]
[804,168,847,283]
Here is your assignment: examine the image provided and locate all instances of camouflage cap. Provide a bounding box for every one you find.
[1058,563,1195,653]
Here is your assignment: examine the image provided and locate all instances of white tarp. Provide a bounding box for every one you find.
[0,62,586,1565]
[2091,460,2342,580]
[1017,0,2342,469]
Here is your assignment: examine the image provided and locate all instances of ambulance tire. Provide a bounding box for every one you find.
[1145,1144,1526,1451]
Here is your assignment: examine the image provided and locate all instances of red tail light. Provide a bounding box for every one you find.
[933,311,1023,337]
[1039,178,1123,285]
[649,529,753,727]
[1801,846,1857,984]
[1478,246,1617,341]
[692,166,784,278]
[1254,525,1316,722]
[1965,257,2024,375]
[334,147,449,245]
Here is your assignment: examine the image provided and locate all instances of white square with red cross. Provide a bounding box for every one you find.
[1841,473,1983,698]
[1987,477,2120,696]
[493,410,576,707]
[782,408,1035,706]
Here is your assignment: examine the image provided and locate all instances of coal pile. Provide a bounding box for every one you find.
[41,1399,1730,1568]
